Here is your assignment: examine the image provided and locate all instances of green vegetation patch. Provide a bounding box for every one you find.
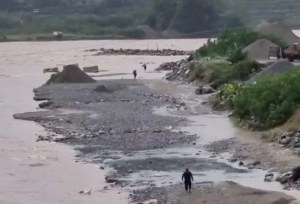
[233,68,300,129]
[187,59,263,89]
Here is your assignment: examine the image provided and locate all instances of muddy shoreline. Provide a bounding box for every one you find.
[13,76,300,203]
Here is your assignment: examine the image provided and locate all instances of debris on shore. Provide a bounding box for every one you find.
[278,130,300,149]
[87,48,192,56]
[43,67,59,74]
[83,65,99,73]
[164,59,190,81]
[46,64,96,84]
[155,62,178,71]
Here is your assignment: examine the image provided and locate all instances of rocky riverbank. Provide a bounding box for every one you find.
[86,48,192,56]
[13,77,300,203]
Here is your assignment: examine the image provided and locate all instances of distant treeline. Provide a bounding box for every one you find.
[1,0,287,39]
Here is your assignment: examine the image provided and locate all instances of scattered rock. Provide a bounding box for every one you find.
[36,135,52,142]
[79,189,92,195]
[105,177,119,184]
[264,176,273,182]
[264,173,274,182]
[276,172,293,184]
[291,166,300,181]
[94,85,111,93]
[239,161,244,166]
[248,165,255,169]
[195,85,215,95]
[38,101,53,108]
[265,172,274,177]
[252,161,261,166]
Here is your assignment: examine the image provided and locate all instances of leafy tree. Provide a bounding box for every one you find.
[147,0,177,30]
[170,0,220,33]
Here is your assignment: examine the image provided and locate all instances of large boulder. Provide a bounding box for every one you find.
[291,166,300,181]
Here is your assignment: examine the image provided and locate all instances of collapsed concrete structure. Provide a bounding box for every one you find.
[46,64,95,85]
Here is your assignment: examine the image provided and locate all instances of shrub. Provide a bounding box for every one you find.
[233,68,300,128]
[187,59,263,89]
[211,82,239,110]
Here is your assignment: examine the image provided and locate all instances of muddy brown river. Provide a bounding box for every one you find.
[0,39,204,204]
[0,38,300,203]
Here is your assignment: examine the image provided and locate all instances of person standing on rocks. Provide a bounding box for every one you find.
[143,64,147,72]
[133,70,137,79]
[182,168,193,193]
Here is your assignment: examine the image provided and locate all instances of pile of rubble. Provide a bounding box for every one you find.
[155,62,178,71]
[164,60,190,81]
[88,48,192,56]
[278,130,300,149]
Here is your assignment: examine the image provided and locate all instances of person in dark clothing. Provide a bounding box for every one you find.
[182,168,193,192]
[143,64,147,71]
[133,70,137,79]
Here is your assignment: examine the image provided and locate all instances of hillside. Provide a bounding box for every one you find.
[0,0,300,40]
[226,0,300,28]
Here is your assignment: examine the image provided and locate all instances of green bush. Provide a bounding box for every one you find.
[187,60,263,89]
[211,82,239,110]
[233,68,300,128]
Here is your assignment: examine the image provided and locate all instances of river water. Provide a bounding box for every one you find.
[0,39,204,204]
[0,38,300,204]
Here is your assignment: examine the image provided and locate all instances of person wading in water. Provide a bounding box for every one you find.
[133,70,137,79]
[143,64,147,71]
[182,168,193,193]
